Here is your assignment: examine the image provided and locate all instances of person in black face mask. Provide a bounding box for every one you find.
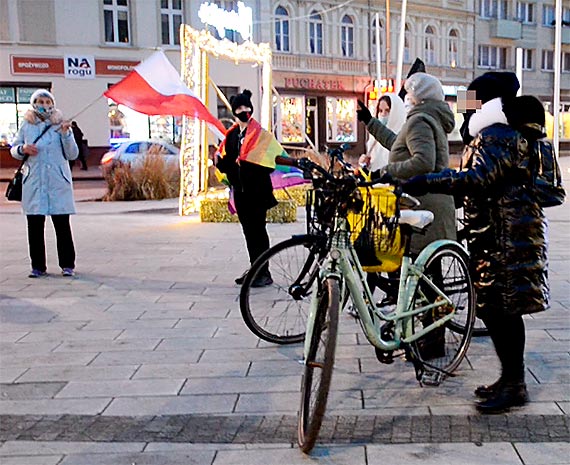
[215,89,279,287]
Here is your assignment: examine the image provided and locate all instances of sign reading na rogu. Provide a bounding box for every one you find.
[64,55,95,79]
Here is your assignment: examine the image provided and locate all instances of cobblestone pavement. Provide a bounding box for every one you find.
[1,413,569,444]
[0,159,568,464]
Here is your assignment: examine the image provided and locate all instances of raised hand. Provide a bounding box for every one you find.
[356,100,372,124]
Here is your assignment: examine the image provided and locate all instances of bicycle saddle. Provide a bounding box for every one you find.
[398,210,434,230]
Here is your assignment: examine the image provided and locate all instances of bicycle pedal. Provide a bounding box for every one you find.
[375,347,394,364]
[420,370,444,386]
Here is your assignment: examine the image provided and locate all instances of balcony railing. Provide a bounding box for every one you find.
[490,19,522,39]
[273,53,369,75]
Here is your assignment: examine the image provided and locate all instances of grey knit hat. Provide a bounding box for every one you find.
[404,72,444,102]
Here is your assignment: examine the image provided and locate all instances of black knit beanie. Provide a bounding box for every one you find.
[467,72,520,104]
[230,89,253,115]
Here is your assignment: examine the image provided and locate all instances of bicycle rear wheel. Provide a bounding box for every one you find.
[240,235,324,344]
[298,277,339,454]
[409,242,475,376]
[455,219,488,337]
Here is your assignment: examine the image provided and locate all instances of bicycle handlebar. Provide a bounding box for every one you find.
[275,151,421,207]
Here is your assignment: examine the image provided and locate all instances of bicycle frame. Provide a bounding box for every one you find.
[303,217,466,361]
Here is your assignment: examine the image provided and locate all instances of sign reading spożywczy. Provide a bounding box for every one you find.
[64,55,95,79]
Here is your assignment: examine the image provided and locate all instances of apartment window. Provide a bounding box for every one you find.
[309,11,323,55]
[341,15,354,57]
[521,49,533,70]
[542,50,554,71]
[104,0,130,44]
[516,2,535,24]
[161,0,182,46]
[371,17,384,61]
[543,5,555,26]
[563,52,570,73]
[480,0,508,19]
[404,23,411,63]
[274,6,290,52]
[448,29,459,68]
[424,25,436,65]
[478,45,507,69]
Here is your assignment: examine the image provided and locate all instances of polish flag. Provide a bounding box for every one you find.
[104,50,226,138]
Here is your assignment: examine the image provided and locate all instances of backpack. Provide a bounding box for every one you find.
[532,140,566,208]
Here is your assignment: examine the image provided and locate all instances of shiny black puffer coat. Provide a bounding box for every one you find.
[424,123,549,318]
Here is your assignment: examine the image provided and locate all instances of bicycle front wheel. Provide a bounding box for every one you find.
[409,242,476,375]
[240,235,324,345]
[298,277,339,454]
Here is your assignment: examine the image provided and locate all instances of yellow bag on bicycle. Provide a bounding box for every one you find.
[347,186,404,273]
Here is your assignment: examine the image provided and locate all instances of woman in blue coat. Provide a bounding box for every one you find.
[10,89,79,278]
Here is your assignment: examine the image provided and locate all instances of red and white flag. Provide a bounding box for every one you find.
[104,50,226,138]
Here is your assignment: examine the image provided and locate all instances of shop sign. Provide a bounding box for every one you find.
[284,77,345,91]
[64,55,95,79]
[96,59,139,76]
[11,56,64,75]
[198,1,252,41]
[0,87,16,103]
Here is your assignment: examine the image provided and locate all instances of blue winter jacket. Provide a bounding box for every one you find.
[10,113,78,215]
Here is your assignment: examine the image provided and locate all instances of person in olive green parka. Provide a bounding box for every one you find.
[357,72,456,255]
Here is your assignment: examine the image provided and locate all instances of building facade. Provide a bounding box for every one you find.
[0,0,568,158]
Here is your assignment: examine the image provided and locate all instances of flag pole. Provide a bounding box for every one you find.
[553,0,562,155]
[395,0,408,93]
[67,95,104,121]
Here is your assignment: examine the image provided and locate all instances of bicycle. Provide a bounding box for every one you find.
[240,146,482,344]
[269,156,476,453]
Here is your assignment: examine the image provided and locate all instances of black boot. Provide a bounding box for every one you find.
[474,377,504,399]
[476,381,529,413]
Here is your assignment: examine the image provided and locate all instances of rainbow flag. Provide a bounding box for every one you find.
[215,118,308,207]
[238,118,286,168]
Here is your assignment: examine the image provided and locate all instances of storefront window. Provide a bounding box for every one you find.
[278,96,305,143]
[108,99,180,144]
[0,86,44,146]
[326,97,357,143]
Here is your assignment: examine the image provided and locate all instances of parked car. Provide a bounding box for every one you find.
[100,140,180,169]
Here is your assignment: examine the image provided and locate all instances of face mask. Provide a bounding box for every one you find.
[235,111,251,123]
[33,104,54,119]
[378,116,389,125]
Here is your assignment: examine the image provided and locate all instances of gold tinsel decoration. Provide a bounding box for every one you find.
[200,199,297,223]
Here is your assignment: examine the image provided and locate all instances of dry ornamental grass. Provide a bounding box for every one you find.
[103,145,180,201]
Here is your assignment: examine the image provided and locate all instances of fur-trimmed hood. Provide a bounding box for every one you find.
[23,108,64,125]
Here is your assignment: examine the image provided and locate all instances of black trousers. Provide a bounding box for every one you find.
[481,312,526,382]
[234,194,270,273]
[26,215,76,272]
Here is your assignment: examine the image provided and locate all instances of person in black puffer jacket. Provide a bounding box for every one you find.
[216,90,278,288]
[401,72,549,413]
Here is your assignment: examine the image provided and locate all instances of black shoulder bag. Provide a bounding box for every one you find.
[5,124,52,202]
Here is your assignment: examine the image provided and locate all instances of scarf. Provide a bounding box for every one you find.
[468,97,508,137]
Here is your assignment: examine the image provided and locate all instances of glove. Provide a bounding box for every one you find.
[401,175,429,196]
[356,100,372,124]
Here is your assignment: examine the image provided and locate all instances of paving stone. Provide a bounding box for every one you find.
[55,379,185,398]
[101,395,237,416]
[0,382,67,400]
[514,441,570,465]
